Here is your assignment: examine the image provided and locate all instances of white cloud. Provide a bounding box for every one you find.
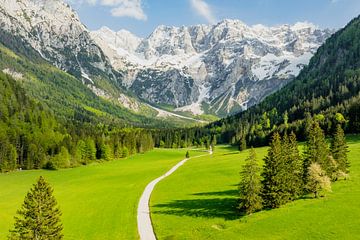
[68,0,147,21]
[111,1,147,20]
[190,0,216,24]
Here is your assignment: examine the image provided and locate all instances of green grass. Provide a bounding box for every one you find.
[0,148,202,240]
[151,136,360,240]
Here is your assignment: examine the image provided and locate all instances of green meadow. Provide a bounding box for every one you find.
[151,136,360,240]
[1,137,359,240]
[0,149,202,240]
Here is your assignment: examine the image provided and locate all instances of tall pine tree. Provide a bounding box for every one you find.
[261,132,289,208]
[331,124,349,174]
[239,137,247,151]
[239,148,263,214]
[303,121,331,183]
[284,132,304,199]
[9,176,63,240]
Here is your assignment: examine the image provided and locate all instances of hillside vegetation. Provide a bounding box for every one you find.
[0,71,156,172]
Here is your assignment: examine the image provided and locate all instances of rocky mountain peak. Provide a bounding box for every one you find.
[92,20,333,116]
[0,0,133,114]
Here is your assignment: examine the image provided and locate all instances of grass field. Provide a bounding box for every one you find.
[0,148,203,240]
[151,136,360,240]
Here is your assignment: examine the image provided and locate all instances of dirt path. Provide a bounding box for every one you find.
[137,151,212,240]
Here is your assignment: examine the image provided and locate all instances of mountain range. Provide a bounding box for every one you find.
[92,20,332,116]
[0,0,332,122]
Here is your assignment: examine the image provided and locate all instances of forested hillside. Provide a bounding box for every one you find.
[0,43,162,127]
[0,72,154,172]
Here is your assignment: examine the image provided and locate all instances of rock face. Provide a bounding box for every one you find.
[0,0,120,88]
[92,20,332,116]
[0,0,332,117]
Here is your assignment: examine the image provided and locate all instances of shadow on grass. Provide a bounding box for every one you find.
[152,189,240,220]
[192,189,239,197]
[345,134,360,144]
[221,152,240,156]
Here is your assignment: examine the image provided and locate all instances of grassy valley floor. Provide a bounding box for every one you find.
[0,149,203,240]
[151,136,360,240]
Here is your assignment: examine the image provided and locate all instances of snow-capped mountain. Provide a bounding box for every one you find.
[92,20,332,116]
[0,0,123,95]
[0,0,153,113]
[0,0,333,118]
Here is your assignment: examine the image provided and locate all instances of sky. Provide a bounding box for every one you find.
[67,0,360,37]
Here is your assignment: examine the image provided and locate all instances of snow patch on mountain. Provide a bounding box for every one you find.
[91,19,332,116]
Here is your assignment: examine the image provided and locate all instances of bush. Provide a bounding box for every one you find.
[43,161,57,170]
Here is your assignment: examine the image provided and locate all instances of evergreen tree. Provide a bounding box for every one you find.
[261,132,288,208]
[306,163,332,198]
[120,147,129,158]
[210,135,217,148]
[9,176,63,240]
[283,111,289,128]
[97,143,113,161]
[331,124,349,174]
[84,138,96,163]
[0,141,17,172]
[285,132,304,199]
[53,147,71,168]
[239,137,247,151]
[303,121,331,182]
[239,148,263,214]
[185,151,190,158]
[326,155,340,181]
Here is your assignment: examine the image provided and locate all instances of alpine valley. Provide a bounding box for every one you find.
[2,1,360,240]
[0,0,332,121]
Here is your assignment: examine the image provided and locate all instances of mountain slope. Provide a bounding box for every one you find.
[0,0,152,117]
[0,0,118,85]
[92,20,332,116]
[208,15,360,144]
[0,0,206,126]
[0,70,66,171]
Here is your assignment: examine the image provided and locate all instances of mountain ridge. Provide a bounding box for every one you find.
[92,19,332,116]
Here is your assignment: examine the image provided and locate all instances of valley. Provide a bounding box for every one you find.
[0,1,359,240]
[0,148,203,239]
[1,136,359,239]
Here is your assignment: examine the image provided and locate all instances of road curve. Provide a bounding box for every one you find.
[137,151,212,240]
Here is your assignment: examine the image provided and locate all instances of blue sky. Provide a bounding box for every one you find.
[67,0,360,37]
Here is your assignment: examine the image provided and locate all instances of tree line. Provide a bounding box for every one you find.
[238,119,349,214]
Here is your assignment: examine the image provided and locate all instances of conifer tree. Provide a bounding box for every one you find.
[210,135,217,148]
[303,121,331,182]
[326,155,340,181]
[84,138,96,162]
[284,132,304,199]
[261,132,288,208]
[121,147,129,158]
[239,148,263,214]
[331,124,349,174]
[185,151,190,158]
[9,176,63,240]
[239,137,247,151]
